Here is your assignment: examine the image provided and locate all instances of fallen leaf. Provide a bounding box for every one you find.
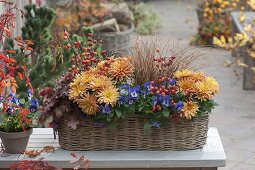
[23,150,41,158]
[41,146,55,153]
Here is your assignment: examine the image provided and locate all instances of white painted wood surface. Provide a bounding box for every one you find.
[0,127,226,169]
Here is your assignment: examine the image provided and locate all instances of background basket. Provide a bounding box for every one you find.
[58,114,209,151]
[93,21,134,53]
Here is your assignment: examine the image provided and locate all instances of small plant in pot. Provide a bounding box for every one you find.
[0,91,40,154]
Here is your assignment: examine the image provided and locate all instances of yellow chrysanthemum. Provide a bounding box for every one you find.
[195,77,220,100]
[80,70,96,84]
[89,75,113,91]
[97,86,119,106]
[190,72,206,81]
[76,93,99,115]
[69,74,87,100]
[174,70,194,79]
[109,57,134,81]
[177,78,196,93]
[181,101,199,120]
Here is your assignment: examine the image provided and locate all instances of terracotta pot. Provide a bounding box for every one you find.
[0,128,33,154]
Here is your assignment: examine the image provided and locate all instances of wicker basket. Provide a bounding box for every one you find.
[58,114,209,151]
[93,22,134,52]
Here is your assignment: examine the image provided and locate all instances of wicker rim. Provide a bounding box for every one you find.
[95,22,135,37]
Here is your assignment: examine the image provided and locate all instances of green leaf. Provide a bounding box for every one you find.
[138,106,144,112]
[107,122,115,131]
[19,99,26,105]
[109,112,115,118]
[162,109,170,117]
[115,109,122,118]
[144,122,151,134]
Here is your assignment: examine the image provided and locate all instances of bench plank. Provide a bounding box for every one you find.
[0,127,226,169]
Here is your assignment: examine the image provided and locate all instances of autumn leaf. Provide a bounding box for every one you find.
[41,146,55,153]
[25,40,34,45]
[19,109,30,116]
[23,150,41,158]
[247,0,255,10]
[17,72,24,80]
[236,57,248,68]
[4,49,16,54]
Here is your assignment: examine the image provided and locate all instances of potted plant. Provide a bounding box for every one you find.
[192,0,238,45]
[52,0,134,52]
[0,92,40,154]
[39,30,220,151]
[0,0,39,154]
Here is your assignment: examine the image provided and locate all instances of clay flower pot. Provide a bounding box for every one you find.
[0,128,33,154]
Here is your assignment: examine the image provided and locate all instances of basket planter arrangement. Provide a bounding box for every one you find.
[40,31,219,151]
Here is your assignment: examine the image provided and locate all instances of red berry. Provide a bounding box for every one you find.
[156,48,160,53]
[87,33,93,37]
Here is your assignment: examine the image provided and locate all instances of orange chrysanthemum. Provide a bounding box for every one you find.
[69,74,87,100]
[89,75,113,91]
[109,57,134,81]
[76,93,99,115]
[195,77,220,100]
[181,101,199,119]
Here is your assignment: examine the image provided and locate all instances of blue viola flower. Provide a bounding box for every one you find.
[143,81,153,91]
[151,95,160,106]
[129,85,140,99]
[140,90,146,98]
[8,92,15,98]
[151,121,161,128]
[100,105,111,115]
[119,84,130,95]
[93,122,106,128]
[10,97,19,105]
[169,79,177,85]
[117,96,126,106]
[175,101,184,112]
[161,95,171,108]
[29,99,39,113]
[27,89,33,100]
[128,99,135,105]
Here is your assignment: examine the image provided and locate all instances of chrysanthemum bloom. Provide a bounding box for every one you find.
[181,101,199,119]
[69,74,87,100]
[80,70,96,84]
[109,57,134,82]
[195,76,219,100]
[174,70,193,79]
[89,75,113,91]
[97,86,119,106]
[189,72,206,81]
[177,78,196,93]
[76,93,99,115]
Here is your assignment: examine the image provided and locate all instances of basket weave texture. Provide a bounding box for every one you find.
[94,22,134,52]
[58,113,209,151]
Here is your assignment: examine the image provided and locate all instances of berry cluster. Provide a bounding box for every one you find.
[62,30,106,79]
[149,77,178,96]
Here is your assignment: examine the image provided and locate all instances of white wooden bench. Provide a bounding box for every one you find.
[0,127,226,170]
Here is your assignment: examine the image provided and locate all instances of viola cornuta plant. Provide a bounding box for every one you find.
[0,90,40,132]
